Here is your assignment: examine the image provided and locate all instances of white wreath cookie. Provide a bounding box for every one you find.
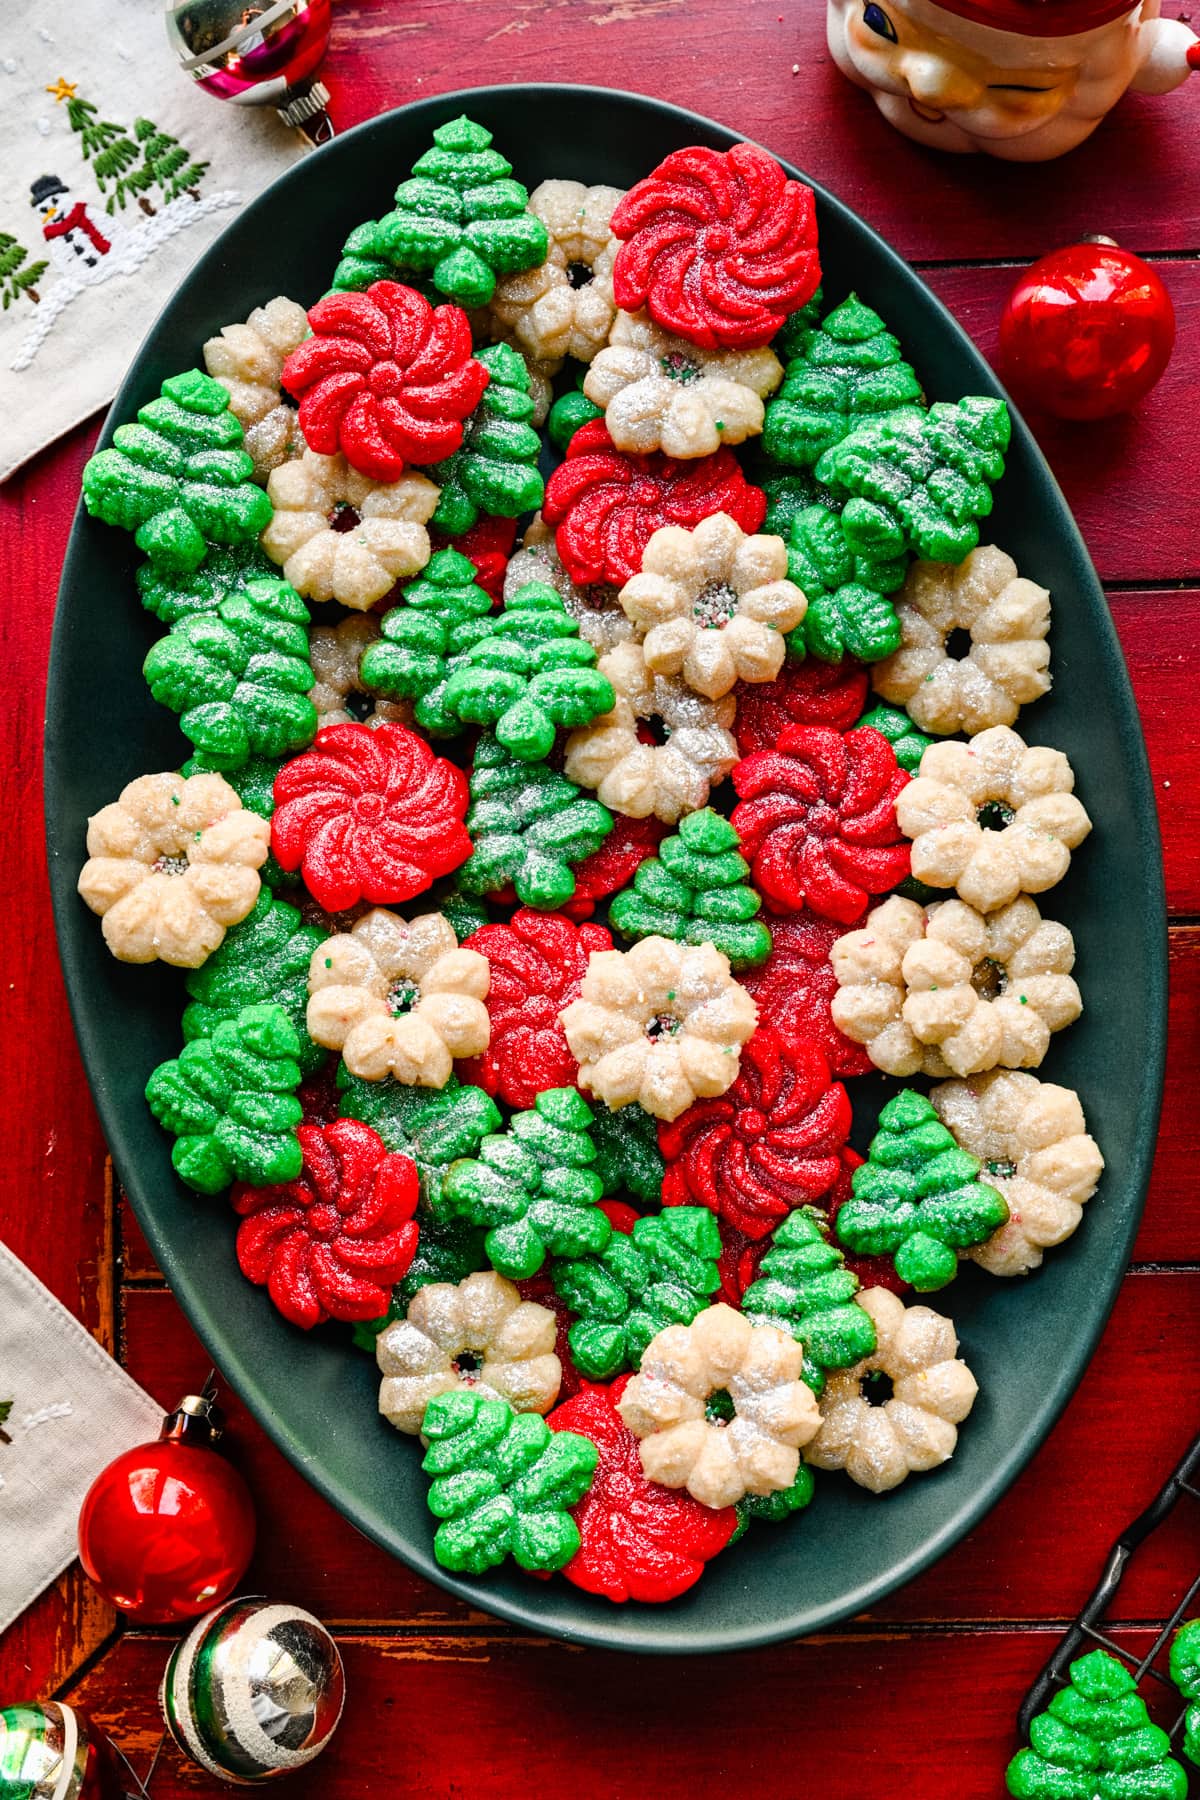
[932,1071,1105,1277]
[559,935,757,1122]
[617,513,807,700]
[78,770,269,968]
[504,514,634,653]
[260,450,438,610]
[377,1271,561,1435]
[830,893,1081,1078]
[308,614,411,729]
[307,909,490,1088]
[489,180,624,366]
[805,1287,978,1494]
[617,1303,821,1509]
[872,546,1052,736]
[564,640,739,825]
[202,295,309,481]
[584,311,783,458]
[895,725,1092,912]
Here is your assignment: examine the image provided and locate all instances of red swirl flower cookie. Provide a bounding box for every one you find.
[548,1375,738,1602]
[272,723,471,912]
[610,143,821,351]
[232,1119,419,1328]
[731,724,910,925]
[460,909,613,1110]
[740,910,871,1079]
[281,281,490,483]
[542,419,765,588]
[660,1028,851,1241]
[556,813,666,921]
[733,659,870,756]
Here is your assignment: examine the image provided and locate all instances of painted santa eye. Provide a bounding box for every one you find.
[863,4,898,41]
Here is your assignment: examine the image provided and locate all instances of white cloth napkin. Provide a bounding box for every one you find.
[0,1237,164,1635]
[0,0,309,481]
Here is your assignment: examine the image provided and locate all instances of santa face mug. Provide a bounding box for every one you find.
[826,0,1199,160]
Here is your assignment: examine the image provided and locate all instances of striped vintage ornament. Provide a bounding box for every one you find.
[160,1597,344,1784]
[0,1704,124,1800]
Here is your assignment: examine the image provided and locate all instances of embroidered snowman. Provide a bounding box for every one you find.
[29,173,111,274]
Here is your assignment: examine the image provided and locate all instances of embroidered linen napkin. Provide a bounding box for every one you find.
[0,0,310,482]
[0,1237,164,1634]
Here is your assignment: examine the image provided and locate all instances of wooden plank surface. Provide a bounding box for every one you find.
[1,2,1198,1792]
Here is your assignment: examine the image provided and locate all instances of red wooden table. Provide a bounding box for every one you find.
[2,4,1198,1792]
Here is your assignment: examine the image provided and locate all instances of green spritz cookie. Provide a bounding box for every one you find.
[136,541,275,625]
[609,807,771,970]
[430,342,545,534]
[439,1087,610,1280]
[552,1207,723,1381]
[143,574,317,770]
[182,891,325,1076]
[856,702,933,774]
[421,1389,598,1574]
[145,1002,303,1194]
[834,1089,1009,1292]
[1170,1622,1200,1767]
[741,1209,876,1395]
[762,292,923,470]
[1007,1649,1188,1800]
[783,502,907,664]
[547,377,602,454]
[82,369,272,573]
[336,1066,501,1208]
[358,549,495,732]
[731,1465,816,1543]
[457,732,613,910]
[589,1102,664,1206]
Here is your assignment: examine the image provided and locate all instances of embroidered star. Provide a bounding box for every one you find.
[45,76,77,103]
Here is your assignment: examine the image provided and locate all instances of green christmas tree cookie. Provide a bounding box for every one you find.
[136,541,277,626]
[856,702,933,774]
[421,1389,598,1574]
[439,1087,611,1280]
[553,1207,723,1381]
[83,369,272,572]
[181,891,325,1077]
[547,378,603,454]
[741,1209,876,1394]
[358,549,496,733]
[1007,1649,1188,1800]
[438,582,615,761]
[430,343,545,534]
[589,1103,664,1206]
[731,1465,816,1542]
[145,1002,303,1195]
[457,732,613,910]
[834,1089,1009,1292]
[143,574,317,770]
[332,116,548,309]
[762,293,924,470]
[337,1066,501,1208]
[783,503,908,664]
[817,396,1011,566]
[1170,1621,1200,1767]
[609,807,771,970]
[759,466,829,539]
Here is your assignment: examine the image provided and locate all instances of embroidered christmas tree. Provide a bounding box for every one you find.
[142,574,317,769]
[135,116,208,204]
[438,1086,612,1280]
[741,1209,877,1393]
[430,342,545,535]
[332,114,548,308]
[358,548,499,728]
[1007,1649,1188,1800]
[553,1207,723,1380]
[783,502,907,663]
[834,1089,1009,1292]
[609,806,771,969]
[0,234,47,308]
[457,732,614,910]
[763,293,924,469]
[817,396,1011,565]
[62,96,156,215]
[182,891,326,1076]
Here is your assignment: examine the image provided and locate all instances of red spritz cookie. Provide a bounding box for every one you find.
[460,909,612,1110]
[232,1119,419,1328]
[733,659,870,756]
[557,813,666,921]
[731,724,910,925]
[542,418,766,588]
[740,910,872,1079]
[610,143,820,351]
[272,723,471,912]
[549,1375,738,1602]
[660,1028,851,1241]
[281,281,489,482]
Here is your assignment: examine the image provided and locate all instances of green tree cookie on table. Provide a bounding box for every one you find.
[182,891,326,1077]
[553,1207,723,1380]
[430,342,545,534]
[456,733,614,910]
[1007,1649,1188,1800]
[589,1096,665,1206]
[742,1209,877,1394]
[137,541,277,626]
[609,806,771,970]
[763,292,924,469]
[358,549,496,732]
[783,502,907,663]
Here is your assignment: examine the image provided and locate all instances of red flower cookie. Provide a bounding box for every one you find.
[549,1376,738,1603]
[272,723,471,912]
[716,1221,761,1308]
[740,910,872,1079]
[232,1119,419,1329]
[610,143,821,351]
[542,419,766,588]
[731,724,910,925]
[660,1028,851,1241]
[460,909,612,1110]
[733,659,870,755]
[281,281,489,482]
[557,814,666,921]
[431,514,516,603]
[827,1147,910,1297]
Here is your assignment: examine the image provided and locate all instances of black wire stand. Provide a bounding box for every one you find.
[1018,1427,1200,1774]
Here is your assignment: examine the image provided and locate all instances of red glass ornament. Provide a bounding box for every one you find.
[998,242,1175,422]
[77,1392,255,1624]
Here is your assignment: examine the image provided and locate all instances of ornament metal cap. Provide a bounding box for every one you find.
[161,1386,224,1448]
[925,0,1139,34]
